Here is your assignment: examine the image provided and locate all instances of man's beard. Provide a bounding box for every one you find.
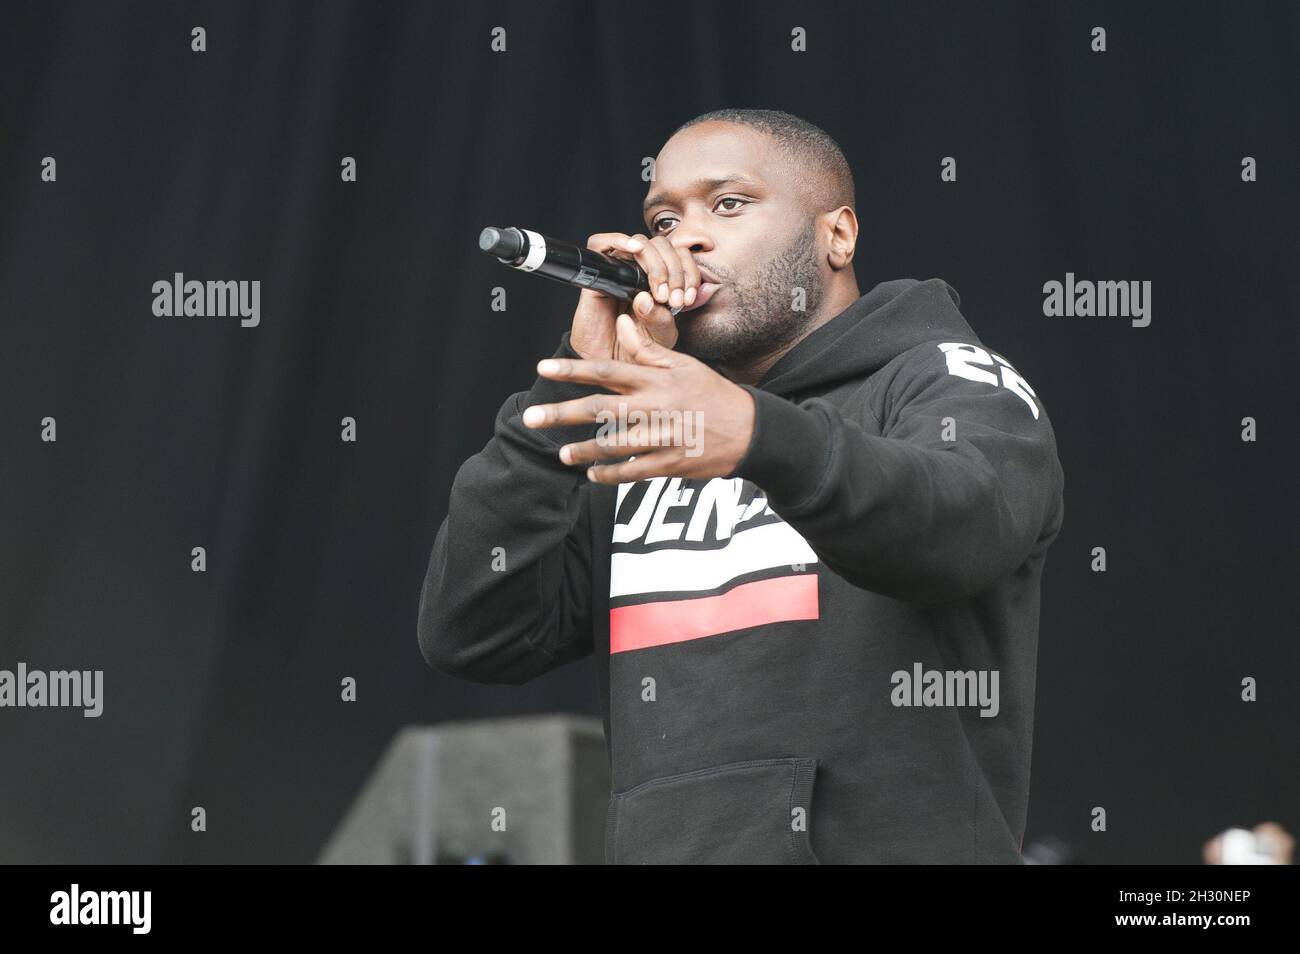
[676,222,825,368]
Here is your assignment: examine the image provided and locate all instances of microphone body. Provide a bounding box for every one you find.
[479,226,650,301]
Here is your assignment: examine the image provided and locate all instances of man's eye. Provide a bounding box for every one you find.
[652,198,745,232]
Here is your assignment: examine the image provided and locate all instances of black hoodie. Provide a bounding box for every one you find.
[418,277,1066,864]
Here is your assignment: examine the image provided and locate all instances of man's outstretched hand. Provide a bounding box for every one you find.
[523,312,757,485]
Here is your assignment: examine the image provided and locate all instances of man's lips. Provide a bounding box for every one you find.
[680,281,722,313]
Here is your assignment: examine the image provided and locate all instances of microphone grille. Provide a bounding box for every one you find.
[478,227,524,259]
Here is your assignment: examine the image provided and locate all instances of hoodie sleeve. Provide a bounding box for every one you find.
[729,340,1064,605]
[417,331,604,684]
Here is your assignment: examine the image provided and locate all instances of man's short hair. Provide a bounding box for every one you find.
[671,108,856,212]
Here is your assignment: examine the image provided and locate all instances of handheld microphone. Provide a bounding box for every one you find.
[479,226,662,305]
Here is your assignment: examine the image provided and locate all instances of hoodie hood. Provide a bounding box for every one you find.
[753,278,975,397]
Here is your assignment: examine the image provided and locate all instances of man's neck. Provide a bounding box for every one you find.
[718,280,861,386]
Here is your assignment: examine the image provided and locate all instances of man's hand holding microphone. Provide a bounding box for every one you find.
[524,231,755,485]
[567,231,699,361]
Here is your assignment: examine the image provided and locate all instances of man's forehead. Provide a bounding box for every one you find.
[644,123,786,208]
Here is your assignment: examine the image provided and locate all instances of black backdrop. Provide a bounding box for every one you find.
[0,1,1295,864]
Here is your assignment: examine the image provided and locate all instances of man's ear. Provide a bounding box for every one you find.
[825,206,859,271]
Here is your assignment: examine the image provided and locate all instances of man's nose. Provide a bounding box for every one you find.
[669,221,713,254]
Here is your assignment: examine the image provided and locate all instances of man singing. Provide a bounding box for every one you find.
[418,108,1066,864]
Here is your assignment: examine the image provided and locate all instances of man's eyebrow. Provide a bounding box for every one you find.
[642,174,765,214]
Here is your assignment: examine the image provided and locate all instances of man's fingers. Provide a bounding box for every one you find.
[583,231,692,309]
[580,233,648,308]
[633,239,673,304]
[649,235,685,308]
[521,393,612,428]
[632,291,677,339]
[676,244,702,306]
[632,290,655,318]
[584,450,674,484]
[557,436,659,466]
[585,232,645,256]
[616,312,677,368]
[528,352,655,392]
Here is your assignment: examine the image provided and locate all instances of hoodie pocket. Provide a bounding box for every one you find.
[605,756,821,864]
